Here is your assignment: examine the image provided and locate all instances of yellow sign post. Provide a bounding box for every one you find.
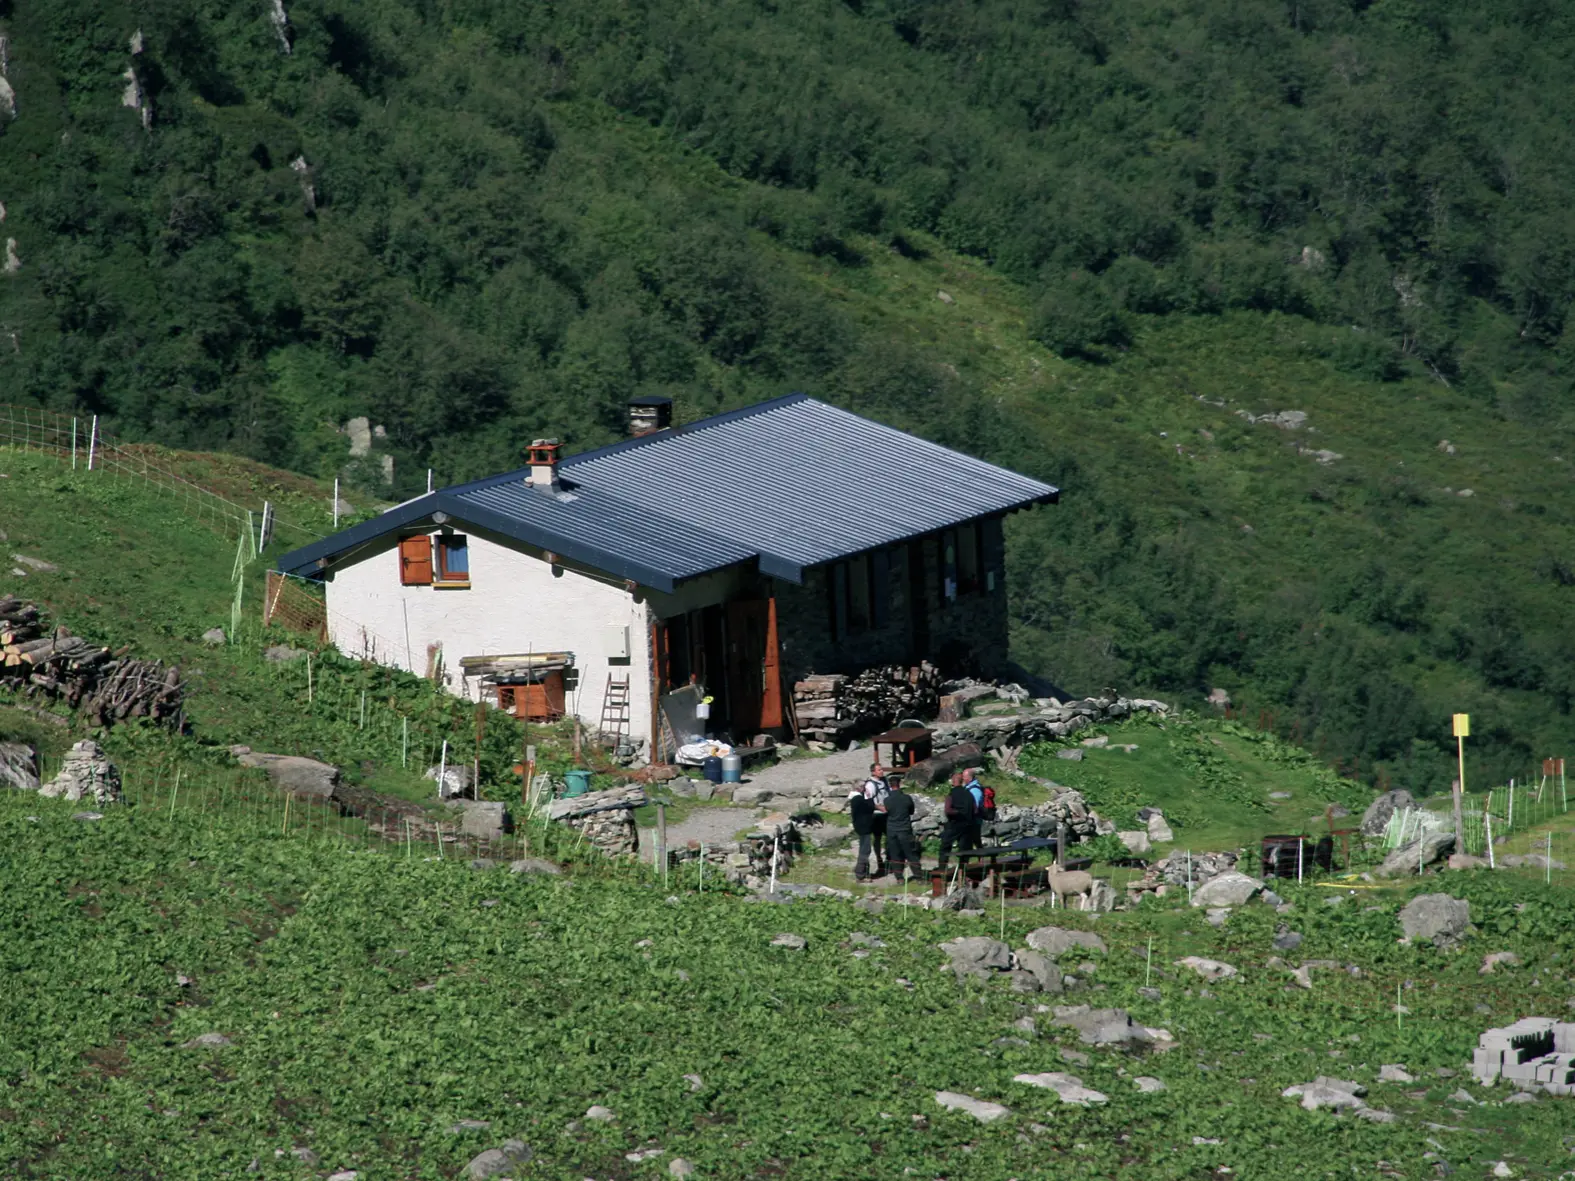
[1452,713,1470,854]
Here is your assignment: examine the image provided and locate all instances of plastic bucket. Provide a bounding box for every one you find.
[721,753,743,783]
[563,769,593,797]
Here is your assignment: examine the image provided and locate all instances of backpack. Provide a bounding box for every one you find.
[980,784,997,820]
[945,785,975,822]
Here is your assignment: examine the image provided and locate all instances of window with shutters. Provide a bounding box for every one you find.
[398,536,433,585]
[434,534,470,587]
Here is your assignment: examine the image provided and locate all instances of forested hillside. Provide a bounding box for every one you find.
[3,0,1575,789]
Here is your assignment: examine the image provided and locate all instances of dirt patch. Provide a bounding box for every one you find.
[81,1043,130,1077]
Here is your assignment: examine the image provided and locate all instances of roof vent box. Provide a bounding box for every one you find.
[627,396,673,437]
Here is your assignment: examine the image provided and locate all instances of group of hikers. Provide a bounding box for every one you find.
[847,762,997,882]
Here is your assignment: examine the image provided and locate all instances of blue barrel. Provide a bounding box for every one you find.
[721,753,743,783]
[702,755,724,783]
[563,769,593,797]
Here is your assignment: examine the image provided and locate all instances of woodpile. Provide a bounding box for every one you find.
[793,663,941,739]
[0,597,183,727]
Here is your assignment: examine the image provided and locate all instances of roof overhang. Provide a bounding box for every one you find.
[276,493,695,593]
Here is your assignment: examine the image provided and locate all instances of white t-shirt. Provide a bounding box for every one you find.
[862,777,889,807]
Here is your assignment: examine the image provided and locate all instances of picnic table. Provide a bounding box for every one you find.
[930,837,1061,898]
[872,726,933,769]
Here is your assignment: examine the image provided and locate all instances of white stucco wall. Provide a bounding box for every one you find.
[324,527,658,748]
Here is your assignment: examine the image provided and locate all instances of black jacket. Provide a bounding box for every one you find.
[849,794,876,835]
[945,785,977,824]
[883,789,916,828]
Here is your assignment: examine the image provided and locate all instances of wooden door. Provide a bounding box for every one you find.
[725,599,774,737]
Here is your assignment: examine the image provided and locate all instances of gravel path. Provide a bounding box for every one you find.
[740,744,873,795]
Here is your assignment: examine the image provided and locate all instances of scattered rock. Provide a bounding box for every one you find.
[1025,927,1107,957]
[466,1140,533,1179]
[448,1120,492,1133]
[71,810,105,821]
[1137,986,1162,1002]
[1480,951,1520,975]
[509,857,562,875]
[939,935,1011,978]
[770,933,807,951]
[1051,1005,1152,1047]
[669,1159,696,1178]
[1501,852,1567,870]
[1398,894,1470,947]
[1504,1091,1537,1105]
[181,1032,232,1048]
[327,1172,358,1181]
[39,740,121,804]
[1282,1077,1367,1112]
[1189,871,1263,908]
[0,743,39,792]
[291,1148,320,1166]
[1272,928,1303,952]
[456,800,511,842]
[1056,748,1083,761]
[1205,907,1230,927]
[201,627,227,645]
[1117,830,1152,856]
[1360,789,1417,837]
[1270,791,1292,800]
[263,644,306,663]
[1059,1047,1090,1066]
[1012,1072,1108,1105]
[1011,948,1063,993]
[1174,956,1238,982]
[1491,1163,1513,1178]
[11,553,57,572]
[1375,831,1455,878]
[232,747,338,799]
[584,1105,616,1122]
[1146,813,1174,843]
[1133,1076,1167,1093]
[1354,1107,1396,1123]
[1448,1088,1477,1106]
[684,1073,704,1093]
[1378,1064,1413,1083]
[934,1091,1011,1122]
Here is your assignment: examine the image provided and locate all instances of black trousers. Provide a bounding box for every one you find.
[870,814,887,869]
[854,832,874,878]
[938,821,979,869]
[885,826,922,876]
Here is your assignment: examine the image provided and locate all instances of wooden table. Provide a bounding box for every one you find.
[872,726,933,769]
[931,838,1060,898]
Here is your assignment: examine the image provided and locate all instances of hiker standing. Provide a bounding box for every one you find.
[861,762,890,877]
[938,772,980,871]
[849,788,878,882]
[882,779,922,881]
[962,766,992,845]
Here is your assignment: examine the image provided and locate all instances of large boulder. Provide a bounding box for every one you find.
[938,936,1012,979]
[1375,830,1455,878]
[1011,948,1064,993]
[1398,893,1470,947]
[1146,812,1174,843]
[466,1141,533,1179]
[0,742,40,792]
[232,747,339,799]
[1025,927,1107,957]
[1190,871,1264,908]
[903,743,984,791]
[1117,830,1152,856]
[1360,789,1417,837]
[1282,1078,1368,1112]
[39,740,121,804]
[457,800,510,841]
[1012,1072,1108,1105]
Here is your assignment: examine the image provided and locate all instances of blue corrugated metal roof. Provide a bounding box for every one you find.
[277,394,1057,587]
[563,394,1058,579]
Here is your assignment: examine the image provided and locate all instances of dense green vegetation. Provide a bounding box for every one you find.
[5,0,1575,787]
[5,786,1575,1180]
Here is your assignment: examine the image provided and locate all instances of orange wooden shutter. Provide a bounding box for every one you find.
[399,536,433,585]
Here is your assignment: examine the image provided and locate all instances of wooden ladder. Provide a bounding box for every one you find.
[598,673,631,750]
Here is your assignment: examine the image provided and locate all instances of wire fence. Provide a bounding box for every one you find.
[1381,771,1571,863]
[0,402,324,551]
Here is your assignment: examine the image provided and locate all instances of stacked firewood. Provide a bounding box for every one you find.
[0,597,184,727]
[793,663,942,739]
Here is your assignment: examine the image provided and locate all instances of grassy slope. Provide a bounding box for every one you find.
[4,790,1574,1180]
[4,437,1575,1179]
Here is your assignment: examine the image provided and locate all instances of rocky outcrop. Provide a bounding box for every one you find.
[39,740,121,804]
[1189,870,1264,908]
